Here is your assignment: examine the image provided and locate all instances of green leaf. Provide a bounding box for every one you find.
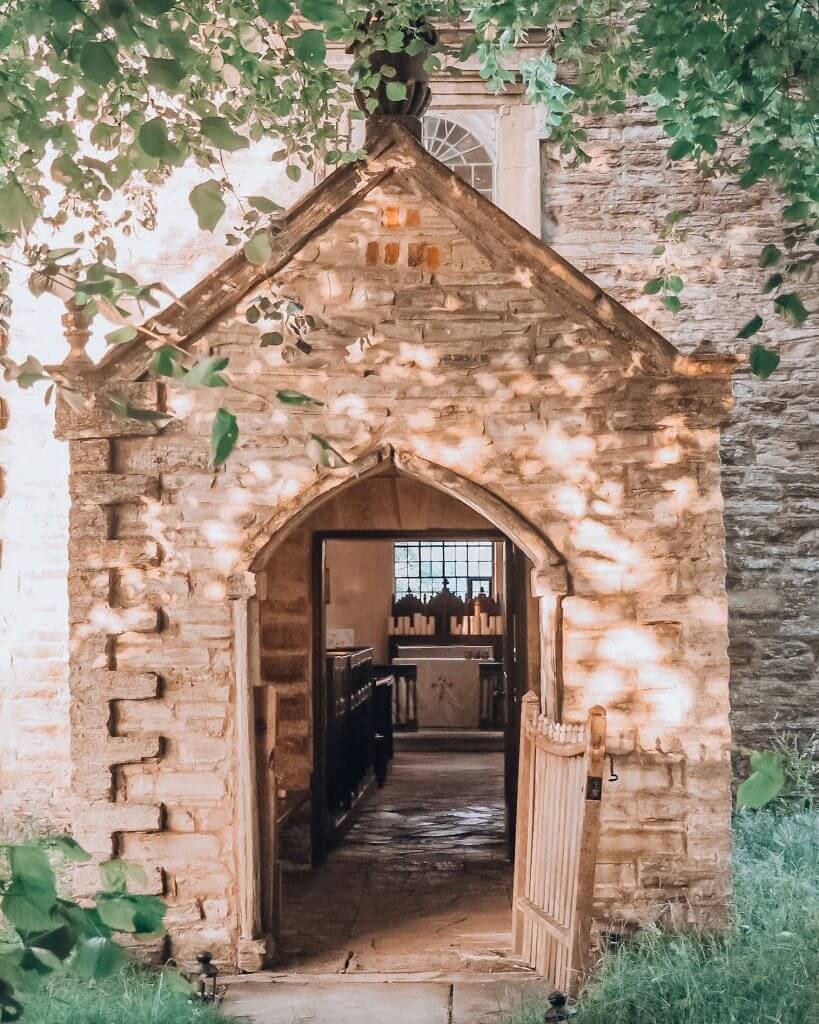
[20,947,62,974]
[299,0,338,22]
[2,845,58,932]
[138,118,172,160]
[749,344,780,380]
[48,836,91,863]
[70,937,124,981]
[179,355,229,388]
[736,751,785,808]
[96,893,165,935]
[667,138,693,160]
[276,389,323,405]
[759,244,781,268]
[80,41,117,87]
[200,117,249,152]
[149,345,184,378]
[210,408,238,468]
[385,81,407,102]
[244,231,271,265]
[285,164,302,182]
[163,968,195,995]
[189,180,226,232]
[306,434,348,468]
[105,325,138,346]
[134,0,175,13]
[260,331,283,346]
[774,292,809,326]
[260,0,292,19]
[783,200,811,222]
[0,180,39,233]
[292,29,326,66]
[737,315,763,339]
[146,57,185,91]
[643,277,663,295]
[247,195,282,214]
[106,392,172,424]
[665,275,683,294]
[762,273,783,294]
[662,295,681,313]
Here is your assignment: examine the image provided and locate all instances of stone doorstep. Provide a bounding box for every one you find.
[221,972,549,1024]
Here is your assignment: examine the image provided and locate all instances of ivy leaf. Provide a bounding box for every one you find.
[276,389,323,405]
[244,231,271,265]
[259,0,292,19]
[99,859,146,893]
[137,118,173,160]
[736,314,763,339]
[47,836,91,863]
[106,392,172,424]
[70,938,124,981]
[783,200,811,222]
[385,81,408,101]
[736,751,785,808]
[260,331,283,346]
[306,434,348,468]
[134,0,175,13]
[299,0,338,22]
[643,277,663,295]
[662,295,681,313]
[0,180,39,233]
[105,325,138,346]
[210,408,238,468]
[80,41,117,86]
[149,345,184,378]
[292,29,326,65]
[96,894,165,935]
[774,292,808,326]
[759,244,781,268]
[285,164,302,182]
[762,273,783,294]
[189,180,226,231]
[749,344,780,380]
[667,138,693,160]
[2,846,57,932]
[146,57,185,91]
[247,195,282,214]
[200,117,248,152]
[20,947,63,975]
[178,355,229,388]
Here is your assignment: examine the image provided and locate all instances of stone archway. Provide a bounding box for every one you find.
[228,448,571,964]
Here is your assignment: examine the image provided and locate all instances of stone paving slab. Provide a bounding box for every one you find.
[222,975,549,1024]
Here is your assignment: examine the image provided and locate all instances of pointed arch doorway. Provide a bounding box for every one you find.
[233,450,569,973]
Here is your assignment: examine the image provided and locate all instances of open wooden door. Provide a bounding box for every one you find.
[512,694,606,994]
[503,541,529,857]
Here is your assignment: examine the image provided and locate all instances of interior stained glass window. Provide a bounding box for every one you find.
[394,540,495,600]
[422,116,495,201]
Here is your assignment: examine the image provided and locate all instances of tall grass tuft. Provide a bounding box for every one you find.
[17,967,228,1024]
[508,811,819,1024]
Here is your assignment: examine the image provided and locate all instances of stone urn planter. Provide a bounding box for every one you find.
[350,17,438,117]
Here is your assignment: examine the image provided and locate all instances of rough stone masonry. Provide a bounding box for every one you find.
[48,123,736,966]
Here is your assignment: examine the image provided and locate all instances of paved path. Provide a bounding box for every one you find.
[223,972,548,1024]
[223,740,550,1022]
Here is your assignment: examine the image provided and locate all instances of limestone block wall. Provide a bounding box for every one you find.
[542,100,819,746]
[57,167,734,962]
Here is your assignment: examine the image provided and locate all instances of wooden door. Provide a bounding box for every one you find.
[512,694,607,994]
[503,541,529,857]
[254,685,282,945]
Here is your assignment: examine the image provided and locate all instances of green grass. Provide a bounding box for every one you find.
[16,967,229,1024]
[508,811,819,1024]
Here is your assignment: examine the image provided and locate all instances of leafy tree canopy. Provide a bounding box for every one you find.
[0,0,816,465]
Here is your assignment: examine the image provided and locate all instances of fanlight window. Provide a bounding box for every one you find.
[422,116,496,201]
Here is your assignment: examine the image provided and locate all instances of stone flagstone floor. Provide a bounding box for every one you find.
[223,738,550,1023]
